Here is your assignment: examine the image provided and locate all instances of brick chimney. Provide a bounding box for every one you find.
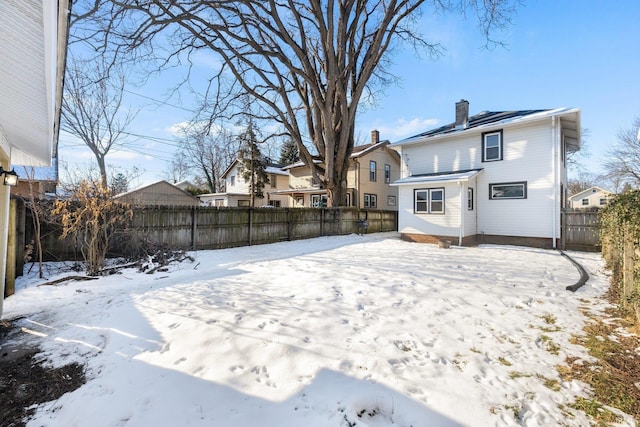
[455,99,469,129]
[371,129,380,144]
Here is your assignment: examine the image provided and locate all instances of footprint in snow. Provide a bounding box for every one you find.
[168,322,180,330]
[174,357,187,365]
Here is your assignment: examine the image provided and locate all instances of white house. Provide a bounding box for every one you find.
[569,186,614,209]
[389,100,581,248]
[1,0,71,316]
[198,160,290,207]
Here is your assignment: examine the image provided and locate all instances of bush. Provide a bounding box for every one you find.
[52,181,133,276]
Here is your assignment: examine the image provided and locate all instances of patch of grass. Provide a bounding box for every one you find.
[539,335,560,355]
[559,306,640,425]
[509,371,532,379]
[535,374,561,392]
[453,352,467,371]
[469,347,481,354]
[568,397,622,426]
[541,314,557,325]
[497,357,512,367]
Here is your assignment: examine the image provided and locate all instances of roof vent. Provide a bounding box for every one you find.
[455,99,469,130]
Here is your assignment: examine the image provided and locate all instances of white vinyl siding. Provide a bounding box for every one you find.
[399,120,559,239]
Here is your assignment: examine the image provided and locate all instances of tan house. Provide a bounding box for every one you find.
[569,186,614,209]
[198,161,290,207]
[278,131,400,210]
[114,180,200,207]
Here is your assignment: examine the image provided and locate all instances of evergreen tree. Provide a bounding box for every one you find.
[279,139,300,165]
[110,173,129,195]
[238,121,270,207]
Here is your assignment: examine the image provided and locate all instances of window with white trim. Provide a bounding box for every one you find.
[482,130,503,162]
[369,161,377,182]
[582,198,589,206]
[230,175,236,186]
[311,194,328,208]
[364,193,377,208]
[599,197,607,206]
[489,182,527,200]
[387,195,396,206]
[414,188,445,214]
[384,164,391,183]
[467,188,474,210]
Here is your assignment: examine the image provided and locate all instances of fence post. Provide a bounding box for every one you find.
[191,206,197,251]
[623,231,634,309]
[248,207,253,246]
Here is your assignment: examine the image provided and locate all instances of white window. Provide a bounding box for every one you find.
[384,164,391,183]
[238,200,250,207]
[230,175,236,186]
[369,161,377,182]
[345,193,351,207]
[387,195,396,206]
[268,200,281,207]
[482,130,503,162]
[364,193,377,208]
[468,188,474,210]
[270,174,277,188]
[582,198,589,206]
[599,197,607,206]
[489,182,527,200]
[414,188,444,214]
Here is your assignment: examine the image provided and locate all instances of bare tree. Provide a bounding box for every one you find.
[61,53,138,188]
[74,0,518,205]
[604,117,640,189]
[174,125,240,193]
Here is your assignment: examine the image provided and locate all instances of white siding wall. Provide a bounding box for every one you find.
[226,164,251,194]
[400,119,558,239]
[398,182,462,236]
[464,180,478,237]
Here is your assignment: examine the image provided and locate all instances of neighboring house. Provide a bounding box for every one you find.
[569,186,614,209]
[114,180,200,207]
[12,161,59,200]
[172,180,197,192]
[1,0,70,315]
[198,161,290,207]
[389,100,581,248]
[277,130,400,210]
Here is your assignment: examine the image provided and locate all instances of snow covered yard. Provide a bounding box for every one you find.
[3,233,634,426]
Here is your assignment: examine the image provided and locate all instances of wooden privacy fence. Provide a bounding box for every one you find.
[33,206,398,260]
[561,208,601,251]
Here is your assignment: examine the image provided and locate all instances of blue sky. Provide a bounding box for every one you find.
[58,0,640,187]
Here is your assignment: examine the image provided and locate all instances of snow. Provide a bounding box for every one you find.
[3,233,635,427]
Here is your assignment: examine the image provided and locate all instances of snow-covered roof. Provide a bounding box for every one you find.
[391,169,483,186]
[392,108,581,148]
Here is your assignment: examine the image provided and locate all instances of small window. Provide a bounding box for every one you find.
[387,195,396,206]
[599,197,607,206]
[270,174,277,188]
[238,200,250,207]
[230,175,236,186]
[489,182,527,200]
[582,198,589,206]
[467,188,474,210]
[415,190,428,212]
[268,200,281,207]
[482,130,503,162]
[295,196,304,206]
[345,193,351,207]
[384,164,391,183]
[414,188,445,214]
[311,194,327,208]
[369,161,377,182]
[364,193,377,208]
[430,189,444,213]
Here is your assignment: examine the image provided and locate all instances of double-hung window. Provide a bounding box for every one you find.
[482,130,503,162]
[369,161,377,182]
[414,188,444,214]
[582,198,589,206]
[384,164,391,183]
[467,188,474,210]
[364,193,377,208]
[489,182,527,200]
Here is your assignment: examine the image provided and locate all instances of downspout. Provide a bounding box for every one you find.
[353,158,360,208]
[458,181,464,246]
[551,116,557,249]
